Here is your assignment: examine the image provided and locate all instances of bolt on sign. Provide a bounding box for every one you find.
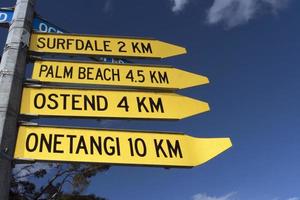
[20,87,209,120]
[31,60,209,90]
[29,32,187,59]
[14,126,232,167]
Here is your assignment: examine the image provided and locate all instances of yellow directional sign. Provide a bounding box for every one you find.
[20,87,209,120]
[31,60,209,90]
[14,125,232,167]
[29,32,187,59]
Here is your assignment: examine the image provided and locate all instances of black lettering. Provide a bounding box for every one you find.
[94,40,103,51]
[103,40,112,52]
[39,133,52,153]
[117,96,129,112]
[64,66,73,79]
[112,69,120,81]
[118,41,126,52]
[103,68,111,81]
[132,42,141,53]
[125,70,134,82]
[54,65,62,78]
[72,95,82,110]
[47,38,56,49]
[57,38,66,49]
[159,71,169,84]
[66,39,74,49]
[104,137,115,156]
[39,64,48,77]
[135,138,147,157]
[167,140,183,158]
[67,135,76,154]
[47,93,58,109]
[26,132,38,152]
[154,139,167,158]
[116,138,121,156]
[84,95,95,111]
[95,68,104,80]
[85,40,94,51]
[87,67,93,80]
[76,136,88,154]
[60,94,70,110]
[150,71,159,83]
[78,67,86,79]
[53,134,64,153]
[76,39,84,50]
[90,136,102,155]
[149,97,164,113]
[34,93,46,109]
[96,95,108,111]
[46,65,54,78]
[37,37,46,48]
[137,70,145,83]
[141,42,152,53]
[137,97,149,112]
[95,68,103,80]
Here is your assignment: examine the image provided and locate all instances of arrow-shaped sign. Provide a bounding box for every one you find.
[31,60,209,90]
[20,87,209,120]
[29,32,187,59]
[14,125,232,167]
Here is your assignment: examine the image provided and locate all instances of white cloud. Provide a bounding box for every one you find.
[287,198,300,200]
[206,0,290,28]
[170,0,190,12]
[103,0,113,13]
[192,193,300,200]
[192,192,236,200]
[273,197,300,200]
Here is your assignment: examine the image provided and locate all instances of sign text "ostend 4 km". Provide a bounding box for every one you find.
[14,126,232,167]
[20,87,209,120]
[32,60,209,90]
[29,32,187,59]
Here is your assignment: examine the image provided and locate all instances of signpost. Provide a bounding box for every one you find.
[0,1,35,199]
[20,87,209,119]
[31,60,209,90]
[14,125,232,167]
[29,32,187,59]
[0,1,231,198]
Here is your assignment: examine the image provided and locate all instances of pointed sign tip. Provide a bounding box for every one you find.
[159,41,187,58]
[205,77,210,84]
[192,137,232,167]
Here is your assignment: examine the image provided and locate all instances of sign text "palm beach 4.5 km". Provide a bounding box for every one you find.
[32,60,209,90]
[29,32,187,59]
[14,126,232,167]
[20,87,209,120]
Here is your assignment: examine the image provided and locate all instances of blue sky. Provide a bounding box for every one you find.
[1,0,300,200]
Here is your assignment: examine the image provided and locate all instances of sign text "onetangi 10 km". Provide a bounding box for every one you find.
[29,32,187,59]
[20,87,209,120]
[32,60,209,90]
[14,126,232,167]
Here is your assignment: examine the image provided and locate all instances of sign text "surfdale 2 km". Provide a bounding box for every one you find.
[29,33,187,59]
